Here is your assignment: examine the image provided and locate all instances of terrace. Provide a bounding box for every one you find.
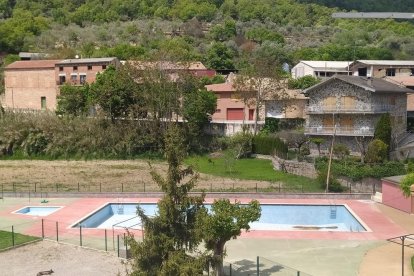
[305,104,394,114]
[305,126,375,136]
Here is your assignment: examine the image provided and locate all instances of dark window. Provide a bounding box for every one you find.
[41,97,46,110]
[358,68,367,76]
[71,74,77,83]
[59,66,63,71]
[80,75,86,84]
[73,66,78,71]
[386,68,396,77]
[59,75,66,85]
[102,65,107,69]
[87,65,92,70]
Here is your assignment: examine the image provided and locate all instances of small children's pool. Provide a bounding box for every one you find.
[73,203,368,232]
[14,206,62,216]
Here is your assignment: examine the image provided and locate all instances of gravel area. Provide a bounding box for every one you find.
[0,240,128,276]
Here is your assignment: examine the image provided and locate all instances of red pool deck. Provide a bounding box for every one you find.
[1,197,407,241]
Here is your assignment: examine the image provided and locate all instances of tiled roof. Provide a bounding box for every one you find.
[6,60,60,70]
[205,82,234,92]
[384,76,414,87]
[305,75,414,94]
[128,61,207,70]
[56,57,118,65]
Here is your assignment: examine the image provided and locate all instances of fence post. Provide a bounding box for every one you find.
[100,183,102,193]
[78,182,80,192]
[2,184,3,200]
[297,271,301,276]
[13,183,16,196]
[12,226,15,247]
[279,183,281,193]
[56,183,58,193]
[41,219,44,239]
[144,182,146,192]
[122,183,124,193]
[229,263,232,276]
[117,235,120,257]
[56,221,59,242]
[256,183,258,193]
[79,225,82,246]
[105,229,107,251]
[124,233,127,258]
[210,183,212,193]
[34,183,37,193]
[301,184,303,193]
[257,256,260,276]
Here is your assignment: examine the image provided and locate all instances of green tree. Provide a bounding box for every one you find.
[365,139,388,163]
[197,199,261,276]
[129,126,207,275]
[310,137,325,156]
[89,65,139,122]
[400,173,414,197]
[288,76,320,89]
[56,84,90,117]
[374,113,392,147]
[333,143,350,160]
[205,42,235,70]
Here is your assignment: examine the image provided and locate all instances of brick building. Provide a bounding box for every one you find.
[2,58,119,111]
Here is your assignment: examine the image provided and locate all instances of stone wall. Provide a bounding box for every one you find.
[271,155,318,179]
[337,176,381,194]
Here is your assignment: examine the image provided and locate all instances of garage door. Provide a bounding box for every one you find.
[227,108,244,120]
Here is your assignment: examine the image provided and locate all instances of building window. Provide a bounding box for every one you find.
[386,68,396,76]
[59,75,66,85]
[41,97,46,110]
[71,74,77,83]
[59,66,63,71]
[102,65,107,70]
[88,65,93,70]
[358,68,367,76]
[73,66,78,71]
[80,75,86,84]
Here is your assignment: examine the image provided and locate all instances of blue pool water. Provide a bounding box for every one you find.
[73,203,367,232]
[15,206,62,216]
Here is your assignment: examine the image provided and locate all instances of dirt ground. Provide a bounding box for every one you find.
[0,240,128,276]
[0,160,275,193]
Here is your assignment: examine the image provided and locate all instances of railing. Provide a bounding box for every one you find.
[306,104,393,114]
[305,126,374,136]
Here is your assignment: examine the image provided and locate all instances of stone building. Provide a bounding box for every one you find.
[304,75,411,153]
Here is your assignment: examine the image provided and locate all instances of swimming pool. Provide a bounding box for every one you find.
[14,206,62,216]
[73,203,368,232]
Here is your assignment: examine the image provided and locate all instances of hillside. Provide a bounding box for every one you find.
[298,0,414,12]
[0,0,414,72]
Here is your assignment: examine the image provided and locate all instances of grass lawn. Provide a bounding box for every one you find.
[185,155,322,192]
[0,230,39,250]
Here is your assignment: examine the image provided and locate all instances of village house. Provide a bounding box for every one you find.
[291,60,352,79]
[2,57,119,111]
[304,75,411,153]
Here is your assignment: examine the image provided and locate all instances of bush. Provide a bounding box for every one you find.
[252,135,288,158]
[316,169,343,192]
[315,157,406,181]
[333,143,350,160]
[365,139,388,163]
[229,132,253,159]
[374,113,391,147]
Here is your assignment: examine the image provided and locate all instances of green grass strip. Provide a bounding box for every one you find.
[185,155,322,192]
[0,230,39,250]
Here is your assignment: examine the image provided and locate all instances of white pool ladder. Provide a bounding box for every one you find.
[117,198,124,215]
[329,201,337,219]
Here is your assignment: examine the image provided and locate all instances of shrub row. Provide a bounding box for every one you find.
[315,157,406,181]
[252,135,288,158]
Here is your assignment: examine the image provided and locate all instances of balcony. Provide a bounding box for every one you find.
[305,126,374,136]
[306,104,394,114]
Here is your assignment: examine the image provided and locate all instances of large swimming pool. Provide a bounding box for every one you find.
[72,203,367,232]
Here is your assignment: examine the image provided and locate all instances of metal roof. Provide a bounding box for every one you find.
[353,60,414,66]
[295,61,352,70]
[304,75,414,94]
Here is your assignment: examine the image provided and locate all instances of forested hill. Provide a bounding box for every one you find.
[0,0,414,71]
[298,0,414,13]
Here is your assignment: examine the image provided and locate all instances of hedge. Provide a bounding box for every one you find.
[252,135,288,158]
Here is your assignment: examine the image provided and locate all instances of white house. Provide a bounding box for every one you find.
[291,61,352,79]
